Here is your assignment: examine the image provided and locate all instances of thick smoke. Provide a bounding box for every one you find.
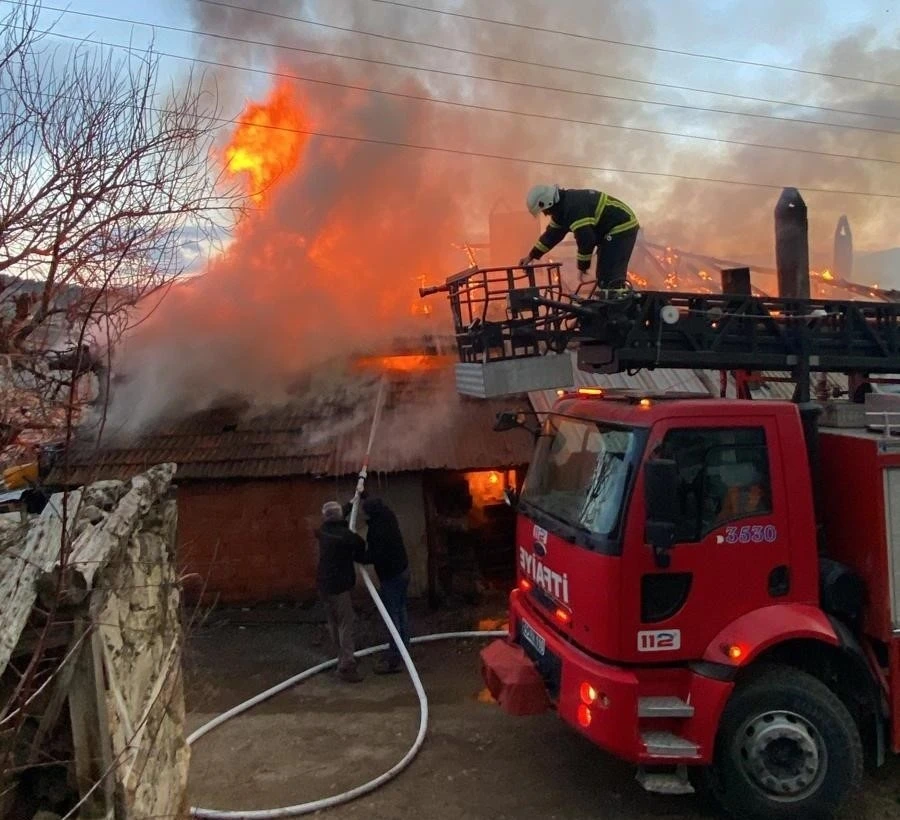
[104,0,656,435]
[650,29,900,268]
[105,1,899,437]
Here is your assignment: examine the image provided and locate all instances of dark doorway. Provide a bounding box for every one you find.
[423,468,522,608]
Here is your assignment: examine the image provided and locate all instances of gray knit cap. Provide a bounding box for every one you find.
[321,501,343,521]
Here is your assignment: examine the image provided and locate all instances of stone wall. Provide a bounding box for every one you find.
[97,493,188,819]
[0,464,187,819]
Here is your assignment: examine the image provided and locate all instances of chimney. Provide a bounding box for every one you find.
[833,214,853,281]
[721,267,751,296]
[774,188,810,299]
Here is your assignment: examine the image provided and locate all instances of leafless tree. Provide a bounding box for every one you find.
[0,3,242,812]
[0,1,239,463]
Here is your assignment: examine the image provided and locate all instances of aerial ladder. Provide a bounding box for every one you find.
[420,262,900,820]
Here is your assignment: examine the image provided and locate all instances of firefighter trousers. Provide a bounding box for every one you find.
[595,227,638,287]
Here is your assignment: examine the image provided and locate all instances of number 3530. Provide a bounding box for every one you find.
[717,524,777,545]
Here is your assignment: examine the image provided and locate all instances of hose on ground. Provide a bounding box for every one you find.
[187,592,506,818]
[188,374,509,818]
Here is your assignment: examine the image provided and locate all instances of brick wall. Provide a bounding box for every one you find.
[176,474,428,604]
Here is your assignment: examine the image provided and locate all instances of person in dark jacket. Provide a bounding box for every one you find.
[519,184,639,289]
[316,501,366,682]
[360,497,410,674]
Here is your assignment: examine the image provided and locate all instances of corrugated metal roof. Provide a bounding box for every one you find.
[530,353,716,413]
[53,365,534,483]
[529,353,853,412]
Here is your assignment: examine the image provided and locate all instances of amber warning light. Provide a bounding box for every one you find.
[554,607,572,626]
[725,644,745,661]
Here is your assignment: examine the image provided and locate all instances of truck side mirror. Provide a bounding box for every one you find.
[644,459,679,569]
[493,410,541,438]
[494,411,525,432]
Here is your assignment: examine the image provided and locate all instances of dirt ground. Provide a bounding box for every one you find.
[184,598,900,820]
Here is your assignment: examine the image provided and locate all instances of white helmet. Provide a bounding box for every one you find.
[526,184,559,216]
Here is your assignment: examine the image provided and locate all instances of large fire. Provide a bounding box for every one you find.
[224,82,308,202]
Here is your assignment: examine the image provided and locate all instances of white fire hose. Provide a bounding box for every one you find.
[189,377,506,819]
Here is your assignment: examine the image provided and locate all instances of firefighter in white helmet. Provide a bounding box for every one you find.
[519,184,639,288]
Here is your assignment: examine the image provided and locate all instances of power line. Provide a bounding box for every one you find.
[41,29,900,169]
[192,0,900,126]
[193,118,900,199]
[110,101,900,200]
[17,2,900,139]
[367,0,900,89]
[5,67,900,200]
[6,17,900,198]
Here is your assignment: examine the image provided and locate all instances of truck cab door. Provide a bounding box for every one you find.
[622,418,793,663]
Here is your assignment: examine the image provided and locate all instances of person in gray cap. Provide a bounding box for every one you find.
[316,501,366,682]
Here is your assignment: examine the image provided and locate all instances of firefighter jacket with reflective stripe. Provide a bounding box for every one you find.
[529,188,639,271]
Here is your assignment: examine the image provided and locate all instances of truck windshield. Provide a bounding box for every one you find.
[521,417,636,538]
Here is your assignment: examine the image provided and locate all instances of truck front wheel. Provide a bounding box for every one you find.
[711,664,863,820]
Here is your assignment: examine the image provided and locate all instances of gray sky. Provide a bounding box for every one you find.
[29,0,900,265]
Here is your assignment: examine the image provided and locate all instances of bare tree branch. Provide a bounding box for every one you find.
[0,1,241,459]
[0,5,242,805]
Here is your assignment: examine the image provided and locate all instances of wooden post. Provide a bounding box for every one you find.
[422,476,440,610]
[26,615,87,764]
[69,627,116,817]
[774,187,810,299]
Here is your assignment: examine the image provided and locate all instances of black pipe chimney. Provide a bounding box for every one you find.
[774,187,810,299]
[774,190,824,549]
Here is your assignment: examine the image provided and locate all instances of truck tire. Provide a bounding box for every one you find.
[711,664,863,820]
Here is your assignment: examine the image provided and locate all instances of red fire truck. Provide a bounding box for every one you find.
[422,263,900,819]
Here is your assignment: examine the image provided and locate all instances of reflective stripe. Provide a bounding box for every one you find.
[606,196,638,236]
[534,241,550,253]
[569,191,609,232]
[594,191,609,222]
[608,196,636,221]
[576,252,593,261]
[547,218,562,229]
[608,218,639,235]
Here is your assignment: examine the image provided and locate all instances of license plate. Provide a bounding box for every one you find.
[520,619,545,656]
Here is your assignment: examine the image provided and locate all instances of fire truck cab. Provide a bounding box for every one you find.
[420,260,900,819]
[495,389,896,819]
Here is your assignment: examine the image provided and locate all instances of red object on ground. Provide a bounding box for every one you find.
[480,639,550,716]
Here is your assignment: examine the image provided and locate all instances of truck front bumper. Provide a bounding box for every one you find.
[481,592,732,765]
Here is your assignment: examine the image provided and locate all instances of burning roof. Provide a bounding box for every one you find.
[542,238,892,303]
[55,359,533,484]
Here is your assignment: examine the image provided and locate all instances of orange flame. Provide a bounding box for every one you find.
[224,82,308,202]
[354,354,454,373]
